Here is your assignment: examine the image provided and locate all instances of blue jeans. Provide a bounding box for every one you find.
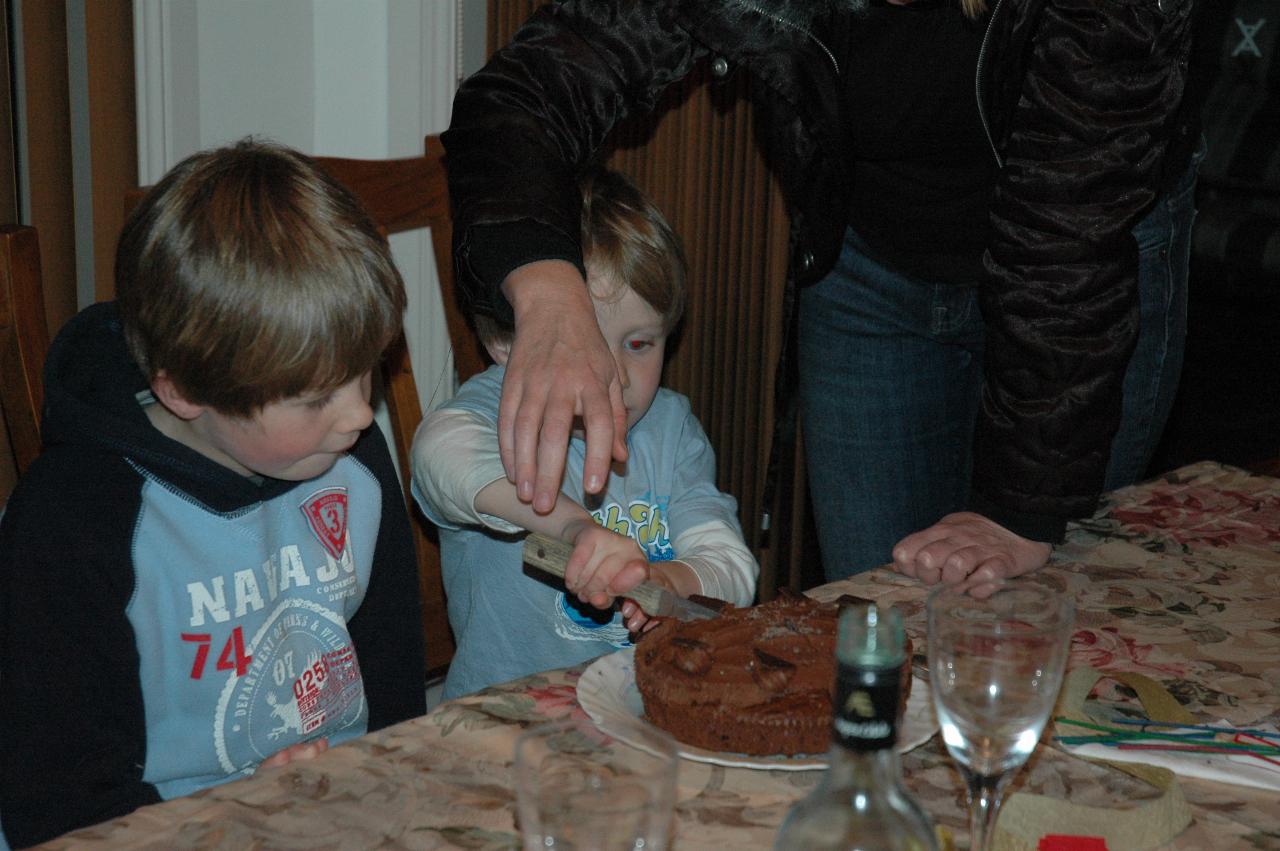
[1104,143,1204,489]
[799,155,1202,581]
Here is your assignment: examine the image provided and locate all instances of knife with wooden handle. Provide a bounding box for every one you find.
[522,532,718,621]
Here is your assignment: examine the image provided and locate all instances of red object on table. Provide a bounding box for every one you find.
[1038,836,1108,851]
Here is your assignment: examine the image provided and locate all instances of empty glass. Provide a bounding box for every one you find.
[514,716,678,850]
[927,580,1074,851]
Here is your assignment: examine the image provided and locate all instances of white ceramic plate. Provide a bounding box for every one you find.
[577,647,938,771]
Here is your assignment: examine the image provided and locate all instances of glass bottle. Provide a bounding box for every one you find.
[774,604,939,851]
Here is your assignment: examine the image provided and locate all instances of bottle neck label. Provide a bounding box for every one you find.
[832,663,899,752]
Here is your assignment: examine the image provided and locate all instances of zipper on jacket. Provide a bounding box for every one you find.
[974,0,1006,169]
[735,2,840,75]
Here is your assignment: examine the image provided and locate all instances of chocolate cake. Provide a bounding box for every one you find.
[633,595,912,756]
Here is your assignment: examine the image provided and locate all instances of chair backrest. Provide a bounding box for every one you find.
[114,135,480,677]
[309,137,482,676]
[0,225,50,479]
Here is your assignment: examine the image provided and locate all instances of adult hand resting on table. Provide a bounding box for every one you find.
[891,512,1051,598]
[500,260,629,512]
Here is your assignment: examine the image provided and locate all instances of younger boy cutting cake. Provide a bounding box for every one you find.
[412,169,758,699]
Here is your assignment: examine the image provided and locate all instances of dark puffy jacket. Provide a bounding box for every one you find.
[443,0,1196,541]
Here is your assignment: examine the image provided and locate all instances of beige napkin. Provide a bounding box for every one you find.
[990,668,1197,851]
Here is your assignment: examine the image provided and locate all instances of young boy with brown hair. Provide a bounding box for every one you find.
[413,169,757,699]
[0,140,425,847]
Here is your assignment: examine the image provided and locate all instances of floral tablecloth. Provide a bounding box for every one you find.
[44,462,1280,849]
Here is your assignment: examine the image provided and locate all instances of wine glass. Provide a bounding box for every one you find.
[927,579,1074,851]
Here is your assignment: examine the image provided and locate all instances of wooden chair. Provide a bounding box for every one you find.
[0,225,50,480]
[308,137,485,677]
[11,135,480,678]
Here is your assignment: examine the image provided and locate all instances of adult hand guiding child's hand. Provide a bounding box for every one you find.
[501,260,629,513]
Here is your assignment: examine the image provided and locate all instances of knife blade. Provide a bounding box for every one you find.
[522,532,719,622]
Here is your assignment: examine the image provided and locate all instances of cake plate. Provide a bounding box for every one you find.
[577,647,938,771]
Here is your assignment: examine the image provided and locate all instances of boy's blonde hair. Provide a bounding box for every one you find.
[475,169,686,348]
[115,139,407,416]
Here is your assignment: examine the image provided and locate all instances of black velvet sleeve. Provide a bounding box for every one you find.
[443,0,704,324]
[346,426,426,731]
[0,451,159,848]
[455,221,586,330]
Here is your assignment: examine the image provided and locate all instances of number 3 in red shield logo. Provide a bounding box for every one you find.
[301,487,349,559]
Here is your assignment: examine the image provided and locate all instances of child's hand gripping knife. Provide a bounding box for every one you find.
[559,518,701,633]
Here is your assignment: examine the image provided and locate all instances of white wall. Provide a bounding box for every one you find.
[132,0,483,464]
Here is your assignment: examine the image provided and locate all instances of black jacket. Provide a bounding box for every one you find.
[443,0,1197,542]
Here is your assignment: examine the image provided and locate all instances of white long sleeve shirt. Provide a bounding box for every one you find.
[411,365,757,697]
